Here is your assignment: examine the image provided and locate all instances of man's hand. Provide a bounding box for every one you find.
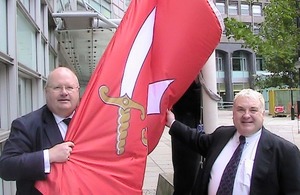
[166,109,176,127]
[49,141,74,163]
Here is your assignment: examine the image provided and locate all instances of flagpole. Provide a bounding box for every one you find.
[202,51,219,134]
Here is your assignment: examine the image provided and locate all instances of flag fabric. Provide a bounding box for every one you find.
[35,0,223,194]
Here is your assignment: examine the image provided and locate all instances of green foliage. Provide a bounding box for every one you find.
[224,0,300,89]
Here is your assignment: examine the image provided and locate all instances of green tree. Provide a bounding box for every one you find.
[224,0,300,89]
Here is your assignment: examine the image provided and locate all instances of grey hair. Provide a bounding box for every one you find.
[234,89,265,111]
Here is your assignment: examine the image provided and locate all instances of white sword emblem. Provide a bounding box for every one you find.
[99,8,173,154]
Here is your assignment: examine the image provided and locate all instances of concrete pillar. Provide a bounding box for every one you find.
[202,51,219,133]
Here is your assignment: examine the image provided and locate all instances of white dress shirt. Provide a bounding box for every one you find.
[43,112,74,173]
[209,130,261,195]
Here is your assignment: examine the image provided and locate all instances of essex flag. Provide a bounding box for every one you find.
[35,0,223,194]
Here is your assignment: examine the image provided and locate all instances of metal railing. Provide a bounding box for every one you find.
[218,101,234,109]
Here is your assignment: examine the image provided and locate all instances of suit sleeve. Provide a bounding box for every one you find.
[0,119,46,181]
[169,120,211,156]
[279,142,300,194]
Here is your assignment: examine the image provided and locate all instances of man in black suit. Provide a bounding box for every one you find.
[166,88,300,194]
[0,67,80,195]
[171,79,202,195]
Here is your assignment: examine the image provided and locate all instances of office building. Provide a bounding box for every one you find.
[0,0,126,194]
[215,0,269,101]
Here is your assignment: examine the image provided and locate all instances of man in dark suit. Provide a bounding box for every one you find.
[166,88,300,194]
[171,79,202,195]
[0,67,80,195]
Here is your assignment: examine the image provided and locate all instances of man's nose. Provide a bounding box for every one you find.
[243,110,251,117]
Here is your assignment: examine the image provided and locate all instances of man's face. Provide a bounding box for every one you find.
[45,69,80,118]
[233,96,264,136]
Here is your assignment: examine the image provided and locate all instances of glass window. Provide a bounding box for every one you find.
[85,0,112,18]
[101,7,111,18]
[252,5,261,16]
[49,50,56,72]
[232,57,247,71]
[0,0,7,53]
[125,0,130,7]
[42,81,46,103]
[20,0,30,12]
[217,83,225,94]
[90,0,102,13]
[216,2,225,14]
[38,40,47,76]
[232,58,241,71]
[48,0,54,12]
[19,0,35,19]
[0,64,7,129]
[17,9,37,71]
[216,57,224,71]
[48,27,56,49]
[18,77,33,116]
[112,4,123,18]
[253,24,260,34]
[228,4,238,15]
[100,0,111,11]
[241,4,250,15]
[232,51,249,71]
[41,40,46,71]
[56,0,64,12]
[0,143,3,194]
[256,57,264,71]
[118,0,124,9]
[40,4,45,33]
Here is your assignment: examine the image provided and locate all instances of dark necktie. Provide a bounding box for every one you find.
[62,118,71,126]
[216,135,246,195]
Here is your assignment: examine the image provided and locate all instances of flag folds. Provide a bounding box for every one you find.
[35,0,223,194]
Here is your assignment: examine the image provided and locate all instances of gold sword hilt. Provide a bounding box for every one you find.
[99,85,145,154]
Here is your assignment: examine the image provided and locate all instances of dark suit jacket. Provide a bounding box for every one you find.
[169,121,300,195]
[0,105,64,195]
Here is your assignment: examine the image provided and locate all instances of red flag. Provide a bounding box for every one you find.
[35,0,223,194]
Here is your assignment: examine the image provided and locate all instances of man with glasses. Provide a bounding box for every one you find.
[0,67,80,195]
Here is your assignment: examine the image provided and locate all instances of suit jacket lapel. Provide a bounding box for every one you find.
[250,127,273,194]
[207,134,233,167]
[42,106,64,145]
[201,127,236,193]
[207,127,236,168]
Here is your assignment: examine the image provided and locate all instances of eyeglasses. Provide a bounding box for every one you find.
[47,86,79,93]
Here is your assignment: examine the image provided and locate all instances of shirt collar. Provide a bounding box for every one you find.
[235,128,262,144]
[52,112,75,124]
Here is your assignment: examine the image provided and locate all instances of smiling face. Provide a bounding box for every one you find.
[232,90,265,136]
[45,67,80,118]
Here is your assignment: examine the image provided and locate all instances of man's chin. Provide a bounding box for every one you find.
[240,124,255,130]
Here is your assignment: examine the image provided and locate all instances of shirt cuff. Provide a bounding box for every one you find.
[170,119,176,127]
[43,149,50,173]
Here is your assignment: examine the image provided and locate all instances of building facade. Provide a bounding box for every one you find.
[215,0,269,102]
[0,0,126,194]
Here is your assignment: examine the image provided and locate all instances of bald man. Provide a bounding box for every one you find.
[0,67,80,195]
